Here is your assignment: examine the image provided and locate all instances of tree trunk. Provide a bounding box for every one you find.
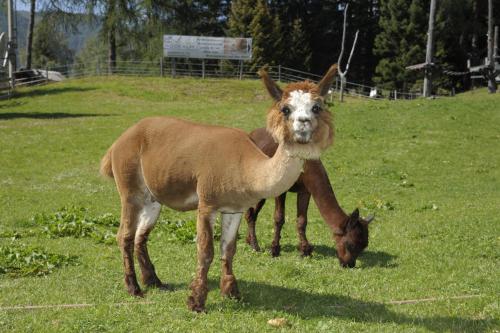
[487,0,497,93]
[108,25,116,74]
[26,0,36,69]
[423,0,436,97]
[339,75,345,102]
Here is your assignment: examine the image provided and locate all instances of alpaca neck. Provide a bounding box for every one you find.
[302,160,349,233]
[248,142,304,199]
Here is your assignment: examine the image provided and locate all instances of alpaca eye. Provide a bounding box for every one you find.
[312,104,321,114]
[281,106,291,116]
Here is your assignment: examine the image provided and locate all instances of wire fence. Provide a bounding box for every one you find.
[1,58,448,101]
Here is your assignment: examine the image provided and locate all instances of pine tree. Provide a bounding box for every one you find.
[287,18,312,71]
[433,0,472,91]
[32,17,73,67]
[228,0,256,37]
[373,0,428,90]
[249,0,276,70]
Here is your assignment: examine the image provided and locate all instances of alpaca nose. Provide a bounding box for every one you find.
[297,116,311,125]
[340,260,356,268]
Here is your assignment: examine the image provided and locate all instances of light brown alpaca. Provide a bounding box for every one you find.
[100,65,337,312]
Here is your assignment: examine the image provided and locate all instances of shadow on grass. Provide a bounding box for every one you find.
[359,250,398,268]
[0,101,25,108]
[278,244,398,268]
[0,112,113,120]
[11,86,96,99]
[145,282,187,293]
[227,280,496,332]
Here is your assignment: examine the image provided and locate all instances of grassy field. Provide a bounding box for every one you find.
[0,76,498,332]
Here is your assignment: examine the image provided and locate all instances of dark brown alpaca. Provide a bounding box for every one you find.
[245,128,374,268]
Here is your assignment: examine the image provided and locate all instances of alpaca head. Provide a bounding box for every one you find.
[334,208,374,268]
[259,64,337,159]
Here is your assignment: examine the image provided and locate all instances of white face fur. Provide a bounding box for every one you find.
[286,90,320,144]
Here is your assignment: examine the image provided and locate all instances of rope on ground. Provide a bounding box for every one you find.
[0,300,155,311]
[0,294,487,311]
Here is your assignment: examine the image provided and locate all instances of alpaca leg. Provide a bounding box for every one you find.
[245,199,266,251]
[270,193,287,257]
[187,207,216,312]
[134,194,169,290]
[297,191,313,256]
[220,212,242,299]
[117,197,143,297]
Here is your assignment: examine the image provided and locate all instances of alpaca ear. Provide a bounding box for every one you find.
[347,208,359,230]
[365,214,375,224]
[317,64,338,97]
[258,68,283,102]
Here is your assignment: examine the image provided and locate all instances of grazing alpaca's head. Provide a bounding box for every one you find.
[259,65,337,159]
[335,208,374,268]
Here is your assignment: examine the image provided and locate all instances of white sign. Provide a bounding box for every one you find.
[163,35,252,60]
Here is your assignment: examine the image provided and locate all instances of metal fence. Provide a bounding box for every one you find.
[1,59,427,100]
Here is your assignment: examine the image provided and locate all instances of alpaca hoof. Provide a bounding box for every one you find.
[157,283,173,291]
[270,245,281,257]
[145,278,173,291]
[246,237,261,252]
[220,275,240,300]
[187,296,206,313]
[128,288,144,298]
[148,282,173,291]
[299,243,314,257]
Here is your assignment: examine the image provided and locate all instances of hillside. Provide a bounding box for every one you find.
[0,77,498,332]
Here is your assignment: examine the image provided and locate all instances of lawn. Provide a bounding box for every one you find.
[0,76,498,332]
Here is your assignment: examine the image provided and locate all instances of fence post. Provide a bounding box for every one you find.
[202,59,206,79]
[46,66,49,83]
[278,65,281,82]
[171,58,176,78]
[96,58,100,76]
[239,60,243,80]
[394,90,397,100]
[160,57,164,77]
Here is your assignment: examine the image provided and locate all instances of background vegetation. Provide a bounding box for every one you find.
[0,76,498,331]
[1,0,499,92]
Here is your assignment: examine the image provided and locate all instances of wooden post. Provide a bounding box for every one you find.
[238,60,243,80]
[160,57,164,77]
[423,0,436,97]
[337,4,359,102]
[339,75,346,102]
[487,0,497,93]
[278,65,281,82]
[494,26,499,60]
[394,90,397,100]
[172,58,176,78]
[7,0,16,89]
[46,66,49,83]
[202,59,206,79]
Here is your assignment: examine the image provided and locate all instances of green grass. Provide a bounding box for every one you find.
[0,76,499,332]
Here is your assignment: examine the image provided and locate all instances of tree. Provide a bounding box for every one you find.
[22,0,87,69]
[86,0,136,73]
[433,0,472,91]
[249,0,276,70]
[286,18,312,72]
[228,0,255,37]
[374,0,428,90]
[25,0,35,69]
[32,15,73,67]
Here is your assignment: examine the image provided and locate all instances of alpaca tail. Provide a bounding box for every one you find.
[99,147,114,179]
